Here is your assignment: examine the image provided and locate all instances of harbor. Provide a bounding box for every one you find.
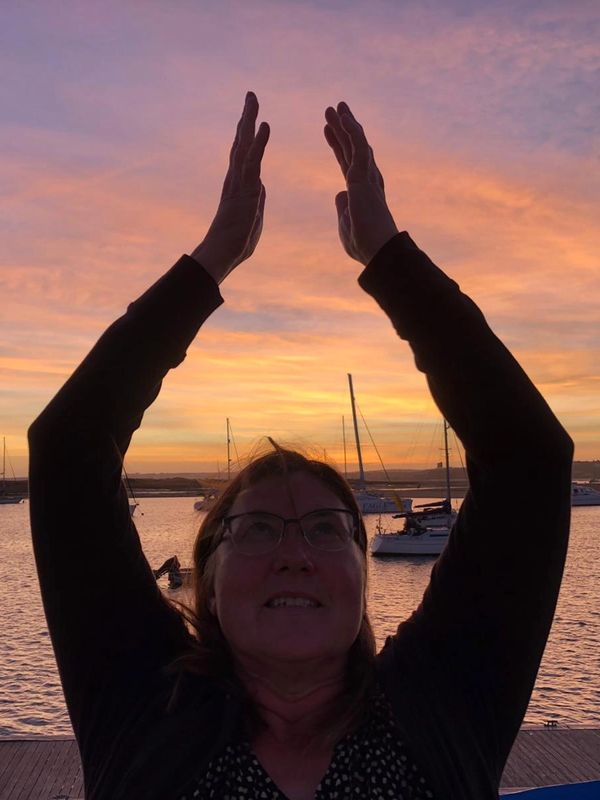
[2,495,599,796]
[1,727,598,798]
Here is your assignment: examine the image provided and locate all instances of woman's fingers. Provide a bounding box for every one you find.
[325,101,382,188]
[325,106,352,166]
[229,93,258,168]
[234,95,257,176]
[228,96,247,168]
[324,124,349,178]
[340,112,371,177]
[242,121,270,187]
[224,93,269,196]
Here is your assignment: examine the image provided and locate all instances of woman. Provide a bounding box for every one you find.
[29,93,573,800]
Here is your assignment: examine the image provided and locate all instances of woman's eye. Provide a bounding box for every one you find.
[309,520,338,538]
[246,520,277,538]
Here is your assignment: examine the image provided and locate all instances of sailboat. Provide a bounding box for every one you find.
[571,482,600,506]
[121,465,139,516]
[0,438,25,504]
[193,418,233,511]
[371,419,458,556]
[347,374,412,515]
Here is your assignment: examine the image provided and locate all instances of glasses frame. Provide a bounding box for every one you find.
[220,508,359,554]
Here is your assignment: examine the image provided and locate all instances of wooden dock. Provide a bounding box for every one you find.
[0,728,598,798]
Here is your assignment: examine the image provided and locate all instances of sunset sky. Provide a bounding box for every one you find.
[1,0,599,475]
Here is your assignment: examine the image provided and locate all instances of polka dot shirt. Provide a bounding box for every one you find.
[177,688,435,799]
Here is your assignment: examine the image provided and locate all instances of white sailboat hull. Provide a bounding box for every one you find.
[193,491,220,511]
[354,490,411,515]
[371,528,450,556]
[412,510,458,528]
[571,483,600,506]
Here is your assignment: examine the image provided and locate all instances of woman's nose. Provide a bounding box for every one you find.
[272,521,315,569]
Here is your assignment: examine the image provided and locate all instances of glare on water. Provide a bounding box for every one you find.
[1,498,598,735]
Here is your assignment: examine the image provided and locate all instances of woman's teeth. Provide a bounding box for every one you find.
[266,597,319,608]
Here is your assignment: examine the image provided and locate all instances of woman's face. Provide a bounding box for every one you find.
[208,471,365,668]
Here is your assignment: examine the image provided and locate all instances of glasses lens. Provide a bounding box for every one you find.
[301,510,355,551]
[229,513,282,554]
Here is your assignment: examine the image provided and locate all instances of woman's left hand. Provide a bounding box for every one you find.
[191,92,270,285]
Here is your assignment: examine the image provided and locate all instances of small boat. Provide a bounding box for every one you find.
[346,374,412,515]
[153,556,193,590]
[193,491,221,512]
[193,418,234,511]
[571,482,600,506]
[353,488,412,515]
[371,525,451,556]
[410,499,458,529]
[0,437,25,504]
[122,466,140,516]
[371,419,456,556]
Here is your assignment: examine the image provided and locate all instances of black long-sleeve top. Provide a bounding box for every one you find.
[28,233,573,799]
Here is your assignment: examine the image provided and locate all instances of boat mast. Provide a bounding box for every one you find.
[2,437,5,489]
[226,418,231,481]
[443,419,452,506]
[347,374,365,488]
[342,415,347,477]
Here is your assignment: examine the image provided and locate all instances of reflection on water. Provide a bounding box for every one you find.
[1,498,598,735]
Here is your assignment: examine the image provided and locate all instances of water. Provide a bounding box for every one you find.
[1,498,599,736]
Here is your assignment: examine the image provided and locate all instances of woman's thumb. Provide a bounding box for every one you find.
[335,191,348,217]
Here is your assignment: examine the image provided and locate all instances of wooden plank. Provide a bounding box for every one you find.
[1,743,44,800]
[17,744,55,800]
[38,739,82,799]
[506,732,570,786]
[0,740,45,800]
[13,741,50,800]
[0,740,22,786]
[501,730,600,788]
[1,729,598,796]
[57,739,83,798]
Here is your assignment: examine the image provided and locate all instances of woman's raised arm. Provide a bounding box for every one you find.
[28,93,270,755]
[324,102,573,795]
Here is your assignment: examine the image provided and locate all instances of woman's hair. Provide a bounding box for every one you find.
[167,442,377,750]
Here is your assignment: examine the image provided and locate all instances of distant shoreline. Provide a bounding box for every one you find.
[3,466,599,501]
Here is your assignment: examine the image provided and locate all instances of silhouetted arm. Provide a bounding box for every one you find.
[362,232,573,790]
[28,257,223,747]
[28,93,270,784]
[323,98,572,797]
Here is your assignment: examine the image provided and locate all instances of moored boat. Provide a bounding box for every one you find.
[194,491,221,511]
[0,437,25,504]
[353,488,411,515]
[193,418,235,511]
[371,419,457,556]
[371,527,451,556]
[571,482,600,506]
[346,374,412,515]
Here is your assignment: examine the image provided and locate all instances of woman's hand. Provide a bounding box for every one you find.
[324,102,398,266]
[191,92,270,285]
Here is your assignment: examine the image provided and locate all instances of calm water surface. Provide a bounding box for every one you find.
[1,497,599,735]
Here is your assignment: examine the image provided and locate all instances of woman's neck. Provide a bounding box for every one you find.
[237,659,346,748]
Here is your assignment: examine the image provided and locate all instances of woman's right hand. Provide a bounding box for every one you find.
[324,102,399,266]
[191,92,270,285]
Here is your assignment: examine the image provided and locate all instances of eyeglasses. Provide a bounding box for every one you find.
[220,509,359,555]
